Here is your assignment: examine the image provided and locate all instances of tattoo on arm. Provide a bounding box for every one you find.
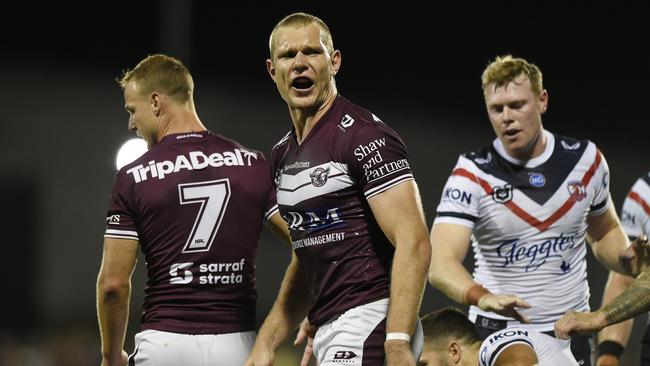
[603,272,650,325]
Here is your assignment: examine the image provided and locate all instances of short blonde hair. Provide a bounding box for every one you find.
[268,12,334,59]
[481,55,543,95]
[118,54,193,102]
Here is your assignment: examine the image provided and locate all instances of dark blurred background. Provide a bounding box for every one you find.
[0,1,647,365]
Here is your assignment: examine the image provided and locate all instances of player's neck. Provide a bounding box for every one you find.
[290,90,337,144]
[158,106,207,139]
[467,341,482,366]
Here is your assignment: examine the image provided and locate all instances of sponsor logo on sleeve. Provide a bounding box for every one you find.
[106,214,121,224]
[488,329,530,344]
[442,187,473,206]
[354,137,410,182]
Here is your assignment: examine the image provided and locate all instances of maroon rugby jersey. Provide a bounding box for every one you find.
[271,95,414,326]
[104,131,277,334]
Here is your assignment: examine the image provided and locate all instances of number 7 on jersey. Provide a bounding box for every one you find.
[178,179,231,253]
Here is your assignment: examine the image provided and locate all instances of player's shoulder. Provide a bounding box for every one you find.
[461,145,493,166]
[479,327,536,366]
[641,171,650,186]
[334,95,398,137]
[483,327,535,346]
[271,131,292,152]
[553,132,593,156]
[211,133,265,157]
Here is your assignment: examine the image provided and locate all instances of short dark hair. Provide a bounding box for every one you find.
[421,307,481,348]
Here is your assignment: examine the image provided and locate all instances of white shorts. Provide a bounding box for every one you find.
[313,298,423,365]
[128,329,255,366]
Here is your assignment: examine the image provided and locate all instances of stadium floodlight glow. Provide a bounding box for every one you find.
[116,138,148,170]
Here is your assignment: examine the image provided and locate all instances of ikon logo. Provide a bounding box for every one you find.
[333,350,357,360]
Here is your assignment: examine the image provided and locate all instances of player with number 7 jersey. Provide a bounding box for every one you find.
[97,54,290,366]
[105,131,278,333]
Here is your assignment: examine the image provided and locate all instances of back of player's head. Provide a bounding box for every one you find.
[268,12,334,59]
[421,307,480,349]
[118,54,194,103]
[481,55,544,96]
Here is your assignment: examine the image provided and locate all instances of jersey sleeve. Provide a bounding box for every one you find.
[621,175,650,239]
[433,155,482,229]
[104,171,139,241]
[588,147,611,216]
[346,122,414,200]
[479,328,535,366]
[261,154,279,222]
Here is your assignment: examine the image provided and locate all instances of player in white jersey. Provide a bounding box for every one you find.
[427,55,634,366]
[418,308,578,366]
[558,172,650,365]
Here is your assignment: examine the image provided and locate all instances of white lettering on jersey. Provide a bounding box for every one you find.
[126,148,258,183]
[354,138,386,160]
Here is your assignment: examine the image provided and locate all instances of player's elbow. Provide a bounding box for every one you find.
[97,274,131,300]
[427,250,452,287]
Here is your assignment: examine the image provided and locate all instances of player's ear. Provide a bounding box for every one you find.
[150,92,162,116]
[448,342,462,364]
[330,50,341,76]
[539,89,549,114]
[266,59,276,80]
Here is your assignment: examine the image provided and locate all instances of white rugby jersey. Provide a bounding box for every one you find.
[479,327,578,366]
[434,130,611,331]
[621,172,650,239]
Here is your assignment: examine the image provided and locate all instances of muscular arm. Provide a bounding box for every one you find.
[427,223,474,304]
[494,343,538,366]
[428,223,531,322]
[368,181,431,362]
[555,269,650,339]
[597,271,634,346]
[601,270,650,326]
[587,206,630,275]
[96,237,139,365]
[247,212,312,365]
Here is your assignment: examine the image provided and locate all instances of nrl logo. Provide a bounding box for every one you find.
[310,167,330,187]
[492,184,513,204]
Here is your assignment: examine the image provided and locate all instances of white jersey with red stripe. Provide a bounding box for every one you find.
[434,130,611,331]
[621,172,650,239]
[479,327,578,366]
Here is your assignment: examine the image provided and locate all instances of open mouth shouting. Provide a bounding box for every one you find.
[291,76,315,92]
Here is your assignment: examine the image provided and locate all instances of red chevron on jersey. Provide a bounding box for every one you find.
[629,191,650,216]
[451,150,602,232]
